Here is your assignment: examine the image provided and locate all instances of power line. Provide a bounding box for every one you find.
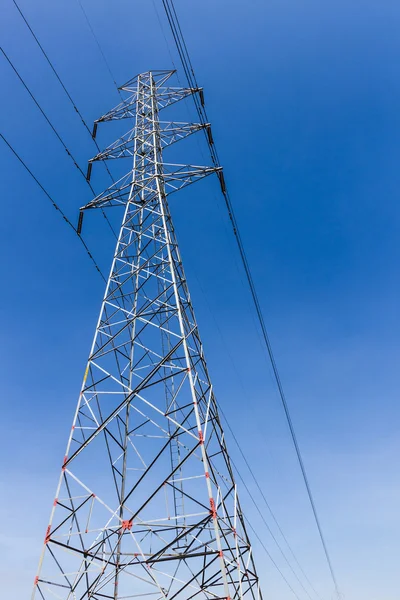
[11,0,119,191]
[190,266,323,600]
[160,2,341,598]
[222,409,324,600]
[0,45,117,239]
[229,448,316,600]
[75,0,123,100]
[1,45,87,181]
[0,132,106,282]
[12,0,92,138]
[151,0,178,72]
[158,5,329,594]
[244,516,303,600]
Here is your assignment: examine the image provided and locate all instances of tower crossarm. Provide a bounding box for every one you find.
[81,164,221,211]
[94,87,203,126]
[89,122,210,162]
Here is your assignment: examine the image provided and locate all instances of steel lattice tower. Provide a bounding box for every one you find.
[32,70,262,600]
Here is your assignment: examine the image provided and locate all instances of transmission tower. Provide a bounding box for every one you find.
[32,70,262,600]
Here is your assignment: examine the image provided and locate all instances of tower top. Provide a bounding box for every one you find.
[119,69,176,90]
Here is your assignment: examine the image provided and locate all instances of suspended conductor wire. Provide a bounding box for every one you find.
[191,268,323,600]
[75,0,123,101]
[233,452,317,600]
[12,0,92,138]
[244,517,303,600]
[151,0,177,72]
[0,132,106,282]
[11,0,119,189]
[160,2,341,598]
[222,410,324,600]
[158,5,329,593]
[222,434,315,600]
[0,45,117,240]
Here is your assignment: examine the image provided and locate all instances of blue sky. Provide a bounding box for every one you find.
[1,0,399,598]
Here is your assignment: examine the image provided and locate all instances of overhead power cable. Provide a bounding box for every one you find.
[75,0,123,101]
[221,407,324,600]
[229,449,316,600]
[160,2,341,598]
[12,0,92,138]
[223,407,322,600]
[0,132,106,282]
[190,263,323,600]
[245,517,302,600]
[11,0,119,190]
[0,45,117,239]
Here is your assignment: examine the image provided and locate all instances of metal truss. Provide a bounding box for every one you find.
[32,70,262,600]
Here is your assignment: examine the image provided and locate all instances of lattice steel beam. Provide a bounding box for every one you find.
[32,70,262,600]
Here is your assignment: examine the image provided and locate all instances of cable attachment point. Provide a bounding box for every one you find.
[198,88,205,106]
[206,124,214,145]
[86,162,93,182]
[217,170,226,194]
[77,211,84,235]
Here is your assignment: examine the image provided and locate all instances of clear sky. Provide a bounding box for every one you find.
[1,0,399,599]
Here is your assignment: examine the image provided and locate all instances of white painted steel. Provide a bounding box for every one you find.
[32,70,261,600]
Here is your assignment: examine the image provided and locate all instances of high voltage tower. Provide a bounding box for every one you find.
[32,70,262,600]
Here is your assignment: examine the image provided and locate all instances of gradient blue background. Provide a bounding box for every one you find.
[1,1,399,598]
